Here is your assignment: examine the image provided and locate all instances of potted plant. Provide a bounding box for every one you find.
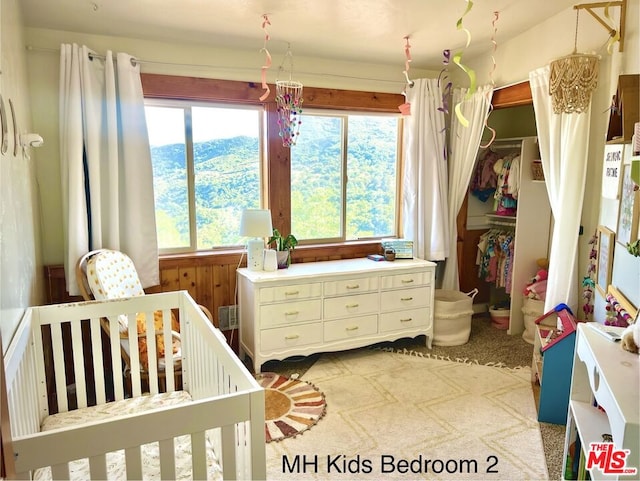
[267,229,298,268]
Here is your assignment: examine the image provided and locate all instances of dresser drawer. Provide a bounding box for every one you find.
[381,271,432,290]
[260,322,323,352]
[324,293,379,319]
[259,282,322,303]
[260,299,322,327]
[324,314,378,342]
[380,286,430,311]
[324,276,378,296]
[379,308,429,333]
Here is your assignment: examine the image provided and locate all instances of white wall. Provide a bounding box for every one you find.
[0,0,43,351]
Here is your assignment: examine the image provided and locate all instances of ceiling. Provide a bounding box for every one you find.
[20,0,578,70]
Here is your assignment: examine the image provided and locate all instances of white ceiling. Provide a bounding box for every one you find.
[20,0,577,70]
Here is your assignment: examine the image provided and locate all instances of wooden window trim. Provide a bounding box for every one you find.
[141,73,403,250]
[492,81,532,109]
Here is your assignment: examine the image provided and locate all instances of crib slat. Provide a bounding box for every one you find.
[125,446,143,479]
[127,313,143,398]
[144,310,159,394]
[90,317,106,405]
[50,323,68,413]
[159,438,176,480]
[191,431,207,480]
[88,454,108,480]
[70,320,88,408]
[162,309,175,392]
[108,317,125,401]
[51,462,70,480]
[221,424,237,480]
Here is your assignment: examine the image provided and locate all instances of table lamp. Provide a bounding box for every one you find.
[239,209,273,271]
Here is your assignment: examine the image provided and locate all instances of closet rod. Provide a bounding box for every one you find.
[482,142,522,150]
[488,220,517,228]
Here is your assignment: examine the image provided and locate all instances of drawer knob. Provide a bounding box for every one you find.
[346,284,360,289]
[400,318,412,322]
[346,326,359,332]
[345,303,360,308]
[401,279,414,284]
[285,334,300,340]
[284,310,300,316]
[284,290,300,296]
[401,297,414,301]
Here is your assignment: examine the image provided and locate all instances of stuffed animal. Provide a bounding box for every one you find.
[621,321,640,354]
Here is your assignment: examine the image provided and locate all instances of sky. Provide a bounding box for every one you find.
[145,105,260,146]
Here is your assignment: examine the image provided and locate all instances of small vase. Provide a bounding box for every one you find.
[276,250,290,269]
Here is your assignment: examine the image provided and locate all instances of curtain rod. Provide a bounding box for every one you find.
[26,45,405,86]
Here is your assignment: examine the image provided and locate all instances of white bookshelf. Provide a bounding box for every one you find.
[562,323,639,480]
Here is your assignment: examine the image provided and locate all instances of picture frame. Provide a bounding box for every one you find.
[596,225,615,296]
[616,163,640,245]
[601,143,624,200]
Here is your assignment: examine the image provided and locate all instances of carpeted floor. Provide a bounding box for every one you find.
[260,314,566,481]
[266,348,548,480]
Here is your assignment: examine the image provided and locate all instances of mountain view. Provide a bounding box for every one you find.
[150,114,399,250]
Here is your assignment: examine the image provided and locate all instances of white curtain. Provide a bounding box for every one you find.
[402,78,449,261]
[60,44,159,295]
[441,85,494,290]
[529,65,591,313]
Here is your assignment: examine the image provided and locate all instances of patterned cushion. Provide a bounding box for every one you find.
[86,249,145,300]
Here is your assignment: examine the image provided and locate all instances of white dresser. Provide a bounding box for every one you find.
[237,258,436,372]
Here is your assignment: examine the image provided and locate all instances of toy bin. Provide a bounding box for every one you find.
[489,305,510,329]
[521,297,545,344]
[433,288,478,346]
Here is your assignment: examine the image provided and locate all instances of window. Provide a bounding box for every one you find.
[290,110,401,242]
[144,101,264,252]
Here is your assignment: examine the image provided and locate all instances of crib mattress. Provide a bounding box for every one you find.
[34,391,223,480]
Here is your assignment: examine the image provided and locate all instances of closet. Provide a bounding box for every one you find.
[468,136,552,335]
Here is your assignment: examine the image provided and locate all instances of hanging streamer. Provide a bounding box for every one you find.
[604,3,621,54]
[259,14,272,101]
[437,49,452,115]
[398,36,413,115]
[480,11,500,149]
[452,0,477,127]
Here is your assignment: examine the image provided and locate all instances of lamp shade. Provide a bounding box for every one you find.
[239,209,273,238]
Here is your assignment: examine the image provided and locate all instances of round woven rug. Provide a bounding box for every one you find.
[256,372,327,442]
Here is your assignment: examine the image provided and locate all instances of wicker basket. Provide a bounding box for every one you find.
[531,160,544,181]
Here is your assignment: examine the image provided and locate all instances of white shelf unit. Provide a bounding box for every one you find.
[562,323,639,480]
[480,136,552,335]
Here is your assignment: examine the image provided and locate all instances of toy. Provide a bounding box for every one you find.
[523,268,548,300]
[620,321,639,354]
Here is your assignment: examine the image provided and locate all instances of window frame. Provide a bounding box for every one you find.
[141,73,405,255]
[144,98,267,254]
[290,107,403,243]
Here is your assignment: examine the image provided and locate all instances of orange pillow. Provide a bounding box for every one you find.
[134,310,180,371]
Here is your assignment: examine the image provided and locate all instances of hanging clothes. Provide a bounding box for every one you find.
[477,228,515,292]
[470,149,500,202]
[493,153,520,216]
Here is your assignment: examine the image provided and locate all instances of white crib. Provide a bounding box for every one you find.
[3,291,266,480]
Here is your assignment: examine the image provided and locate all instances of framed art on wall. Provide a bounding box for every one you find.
[616,163,640,245]
[596,225,615,296]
